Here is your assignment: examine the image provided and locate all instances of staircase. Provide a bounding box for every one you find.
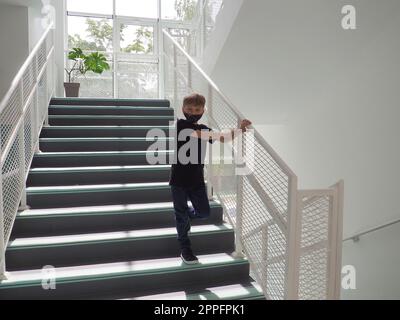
[0,98,264,300]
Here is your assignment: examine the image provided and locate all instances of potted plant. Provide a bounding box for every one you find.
[64,48,110,97]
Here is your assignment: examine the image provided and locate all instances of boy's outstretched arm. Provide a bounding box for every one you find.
[191,119,252,143]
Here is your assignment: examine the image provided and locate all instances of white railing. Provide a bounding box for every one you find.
[0,24,55,280]
[163,29,344,300]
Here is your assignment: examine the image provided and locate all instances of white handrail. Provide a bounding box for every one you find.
[343,218,400,242]
[0,23,53,113]
[0,22,55,281]
[162,29,296,178]
[163,28,344,300]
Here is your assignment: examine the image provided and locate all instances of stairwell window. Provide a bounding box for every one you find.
[116,0,158,19]
[67,16,113,52]
[67,0,113,15]
[65,0,215,99]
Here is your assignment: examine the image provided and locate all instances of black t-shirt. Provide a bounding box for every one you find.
[169,118,213,188]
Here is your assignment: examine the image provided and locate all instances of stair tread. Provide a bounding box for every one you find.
[49,106,171,110]
[42,125,172,129]
[30,165,171,173]
[16,201,221,218]
[8,223,232,248]
[0,253,247,288]
[49,115,173,118]
[125,281,263,300]
[26,181,170,193]
[39,137,172,141]
[34,150,173,156]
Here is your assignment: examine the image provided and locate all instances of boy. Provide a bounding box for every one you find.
[170,93,252,264]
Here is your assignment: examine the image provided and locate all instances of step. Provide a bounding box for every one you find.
[50,97,170,107]
[0,253,249,299]
[40,126,172,138]
[6,224,234,271]
[48,106,174,116]
[31,151,174,167]
[12,201,224,237]
[26,182,172,209]
[27,165,171,186]
[48,115,173,126]
[38,137,172,152]
[126,280,264,300]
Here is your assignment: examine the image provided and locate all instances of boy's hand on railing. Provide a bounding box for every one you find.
[240,119,252,132]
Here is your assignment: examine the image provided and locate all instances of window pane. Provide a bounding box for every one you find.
[117,61,158,99]
[162,0,199,21]
[68,16,113,52]
[120,25,154,55]
[167,28,197,56]
[116,0,157,18]
[67,0,113,15]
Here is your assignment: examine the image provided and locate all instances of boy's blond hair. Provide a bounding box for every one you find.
[183,93,206,107]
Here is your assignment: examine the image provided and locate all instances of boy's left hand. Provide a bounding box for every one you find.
[240,119,252,132]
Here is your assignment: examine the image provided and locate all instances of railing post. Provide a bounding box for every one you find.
[18,80,29,212]
[187,62,192,91]
[173,45,178,115]
[0,160,7,281]
[285,175,300,299]
[233,174,244,258]
[233,119,245,258]
[159,30,165,99]
[207,143,213,200]
[18,120,30,212]
[34,74,42,154]
[200,0,206,57]
[206,84,213,200]
[333,180,344,299]
[261,223,269,291]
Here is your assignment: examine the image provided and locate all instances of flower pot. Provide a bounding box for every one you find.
[64,82,80,97]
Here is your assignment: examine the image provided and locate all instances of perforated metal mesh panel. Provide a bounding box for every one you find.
[298,194,332,300]
[163,30,296,300]
[0,28,55,258]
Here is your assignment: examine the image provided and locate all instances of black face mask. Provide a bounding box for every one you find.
[184,112,203,123]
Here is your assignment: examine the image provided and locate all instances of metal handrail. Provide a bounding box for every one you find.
[0,22,55,280]
[163,28,344,300]
[343,218,400,242]
[162,29,297,179]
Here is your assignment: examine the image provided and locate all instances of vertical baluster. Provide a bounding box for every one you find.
[0,154,6,280]
[18,80,29,212]
[206,84,213,199]
[285,175,300,299]
[173,45,178,115]
[233,118,245,258]
[261,224,269,292]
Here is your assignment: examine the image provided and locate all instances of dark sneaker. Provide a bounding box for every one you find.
[180,247,199,265]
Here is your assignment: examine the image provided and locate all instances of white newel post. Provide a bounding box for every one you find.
[261,223,269,290]
[0,168,6,280]
[233,121,245,258]
[173,45,178,115]
[206,84,213,200]
[285,175,300,299]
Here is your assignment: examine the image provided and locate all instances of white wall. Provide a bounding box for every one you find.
[200,0,244,74]
[0,4,29,99]
[28,0,46,51]
[210,0,400,299]
[342,223,400,299]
